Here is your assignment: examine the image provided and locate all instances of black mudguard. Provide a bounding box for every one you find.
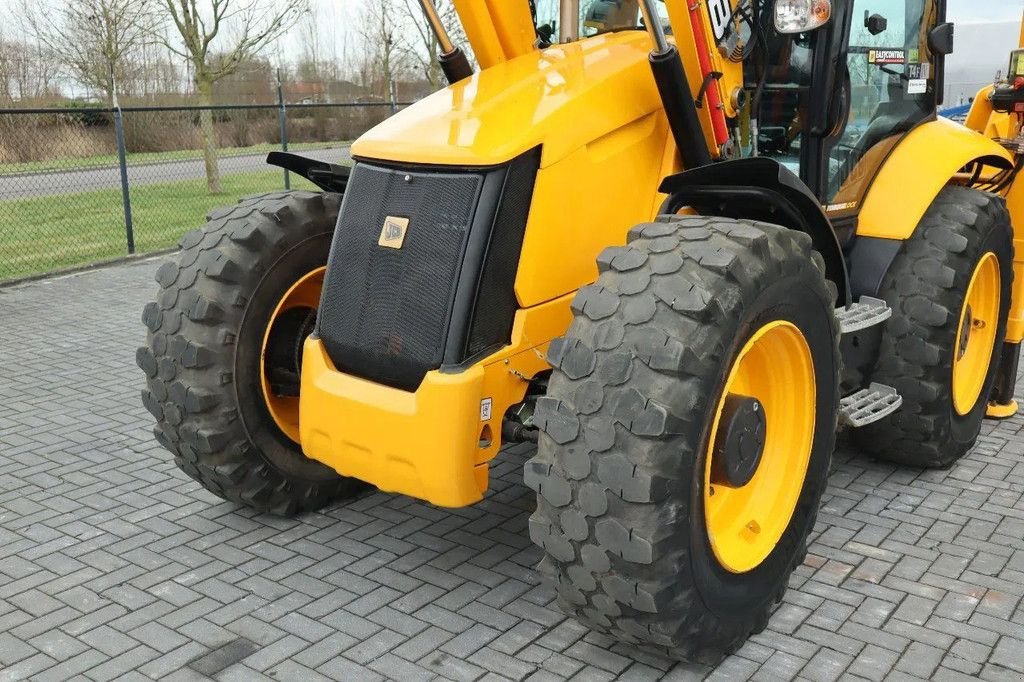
[660,157,851,307]
[266,152,350,193]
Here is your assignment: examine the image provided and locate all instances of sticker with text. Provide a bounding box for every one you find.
[908,79,927,95]
[907,63,931,80]
[480,398,492,421]
[868,49,906,65]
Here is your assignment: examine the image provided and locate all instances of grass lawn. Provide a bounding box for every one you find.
[0,141,350,176]
[0,170,321,282]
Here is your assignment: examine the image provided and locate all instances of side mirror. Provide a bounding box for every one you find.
[774,0,832,34]
[864,12,888,36]
[929,22,955,56]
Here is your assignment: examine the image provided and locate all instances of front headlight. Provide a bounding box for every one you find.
[774,0,832,34]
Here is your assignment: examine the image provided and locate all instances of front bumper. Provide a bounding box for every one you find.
[298,294,571,507]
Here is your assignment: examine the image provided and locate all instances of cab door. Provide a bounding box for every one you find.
[825,0,947,220]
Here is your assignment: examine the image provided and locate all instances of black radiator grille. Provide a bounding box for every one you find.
[316,149,539,391]
[317,162,483,390]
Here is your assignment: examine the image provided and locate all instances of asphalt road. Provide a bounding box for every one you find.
[0,146,352,201]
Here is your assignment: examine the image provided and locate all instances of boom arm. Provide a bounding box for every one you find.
[451,0,536,69]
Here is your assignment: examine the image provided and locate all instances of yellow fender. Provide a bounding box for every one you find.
[856,118,1013,240]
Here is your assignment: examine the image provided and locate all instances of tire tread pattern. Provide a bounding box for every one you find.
[526,216,839,663]
[138,191,360,515]
[855,186,1013,468]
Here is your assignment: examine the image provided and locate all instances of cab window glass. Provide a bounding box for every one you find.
[827,0,938,206]
[533,0,662,41]
[756,28,816,174]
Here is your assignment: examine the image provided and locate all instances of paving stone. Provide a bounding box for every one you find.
[188,637,259,676]
[753,647,806,679]
[895,641,944,679]
[470,646,541,680]
[2,258,1024,682]
[341,627,404,664]
[800,647,854,682]
[893,594,938,626]
[990,636,1024,673]
[847,644,899,681]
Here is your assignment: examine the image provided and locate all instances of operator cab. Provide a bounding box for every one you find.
[737,0,948,221]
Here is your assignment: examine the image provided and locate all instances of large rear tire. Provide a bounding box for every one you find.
[854,186,1013,468]
[137,191,364,515]
[526,217,840,662]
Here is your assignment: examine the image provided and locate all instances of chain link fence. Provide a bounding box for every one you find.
[0,100,405,284]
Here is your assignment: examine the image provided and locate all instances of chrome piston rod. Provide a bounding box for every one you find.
[414,0,472,84]
[637,0,670,55]
[417,0,456,55]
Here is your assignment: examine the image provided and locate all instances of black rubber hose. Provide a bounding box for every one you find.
[649,46,712,169]
[441,48,473,85]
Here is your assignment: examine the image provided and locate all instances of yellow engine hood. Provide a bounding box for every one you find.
[351,31,663,168]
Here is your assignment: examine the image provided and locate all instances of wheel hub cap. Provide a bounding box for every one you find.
[703,321,816,574]
[710,395,767,488]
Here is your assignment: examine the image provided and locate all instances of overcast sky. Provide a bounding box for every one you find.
[946,0,1023,22]
[331,0,1023,22]
[323,0,1023,57]
[2,0,1021,66]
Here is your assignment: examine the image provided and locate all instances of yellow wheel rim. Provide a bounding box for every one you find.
[952,253,1000,416]
[703,321,816,574]
[259,267,325,443]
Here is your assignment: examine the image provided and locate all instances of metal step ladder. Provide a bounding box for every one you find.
[835,298,903,427]
[840,382,903,428]
[835,296,891,335]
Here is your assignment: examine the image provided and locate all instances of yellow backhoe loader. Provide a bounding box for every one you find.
[138,0,1024,662]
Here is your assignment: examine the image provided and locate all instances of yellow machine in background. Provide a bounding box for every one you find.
[138,0,1024,662]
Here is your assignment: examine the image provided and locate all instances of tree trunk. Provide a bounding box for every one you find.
[196,78,222,194]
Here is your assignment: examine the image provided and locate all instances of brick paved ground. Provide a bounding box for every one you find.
[2,258,1024,681]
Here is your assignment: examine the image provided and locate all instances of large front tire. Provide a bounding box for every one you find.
[137,191,363,516]
[526,217,840,662]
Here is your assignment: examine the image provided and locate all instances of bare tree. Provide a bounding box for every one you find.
[17,0,156,106]
[0,35,16,104]
[359,0,408,103]
[401,0,466,89]
[0,32,62,104]
[295,6,324,90]
[158,0,309,193]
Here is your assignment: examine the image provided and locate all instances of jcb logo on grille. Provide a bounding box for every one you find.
[378,216,409,249]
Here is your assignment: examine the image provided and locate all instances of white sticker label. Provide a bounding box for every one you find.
[908,78,927,95]
[480,398,492,421]
[707,0,731,41]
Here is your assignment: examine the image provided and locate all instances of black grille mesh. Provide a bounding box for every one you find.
[465,149,539,357]
[317,162,483,390]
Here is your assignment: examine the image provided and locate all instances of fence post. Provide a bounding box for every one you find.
[113,106,135,255]
[277,72,290,190]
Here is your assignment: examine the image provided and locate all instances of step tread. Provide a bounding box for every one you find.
[840,382,903,428]
[836,296,892,334]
